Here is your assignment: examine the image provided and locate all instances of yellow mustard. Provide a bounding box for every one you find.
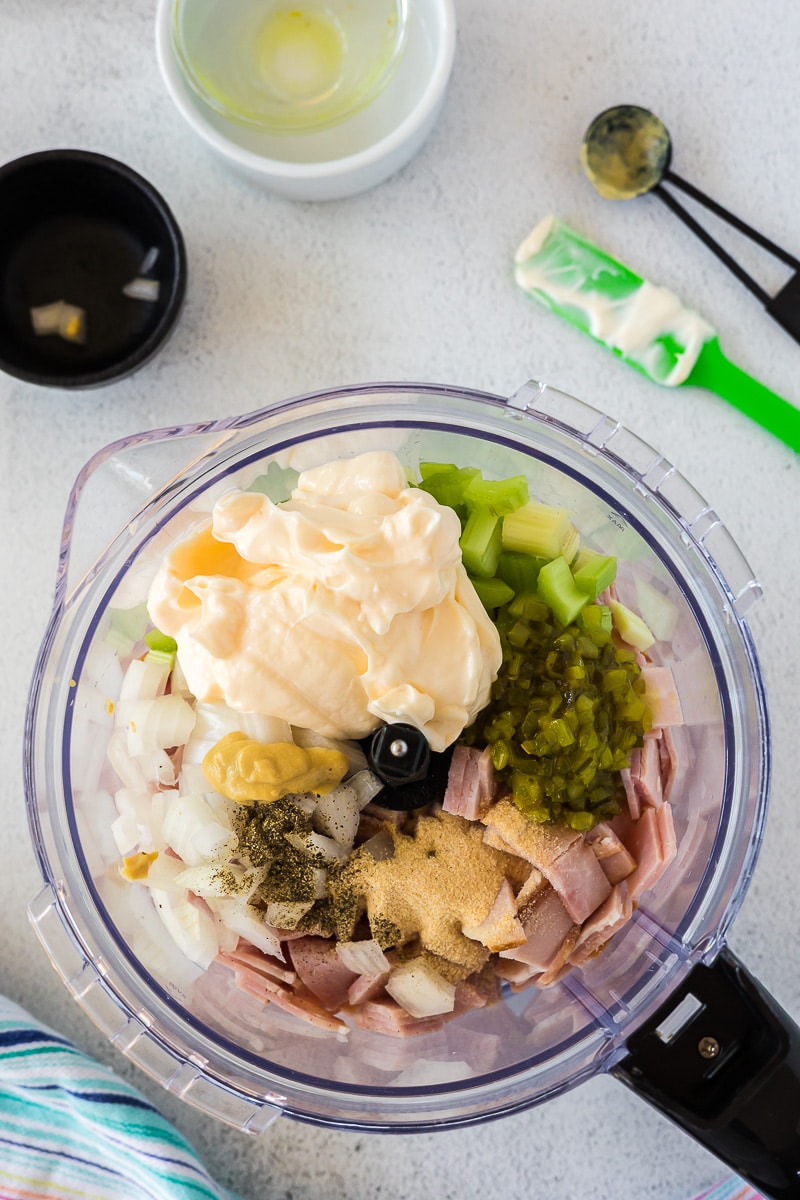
[202,731,349,804]
[120,851,158,881]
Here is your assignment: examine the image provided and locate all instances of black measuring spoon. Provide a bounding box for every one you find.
[580,104,800,343]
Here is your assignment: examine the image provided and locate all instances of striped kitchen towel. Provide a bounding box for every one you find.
[694,1180,763,1200]
[0,995,234,1200]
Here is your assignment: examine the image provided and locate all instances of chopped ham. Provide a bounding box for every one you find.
[612,803,677,903]
[656,801,677,863]
[453,971,501,1014]
[227,958,347,1033]
[619,765,641,820]
[462,878,526,952]
[621,737,663,819]
[569,882,633,967]
[443,744,467,805]
[481,798,580,866]
[351,998,448,1038]
[642,666,684,727]
[659,726,679,800]
[637,737,664,807]
[482,825,523,858]
[585,822,636,885]
[288,936,360,1011]
[534,926,581,988]
[500,884,576,971]
[493,958,541,987]
[514,866,546,909]
[541,837,612,924]
[360,802,407,828]
[347,972,390,1006]
[443,745,496,820]
[481,798,610,923]
[219,942,297,986]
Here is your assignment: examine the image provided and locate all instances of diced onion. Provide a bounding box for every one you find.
[30,300,86,343]
[336,940,390,977]
[118,657,171,708]
[106,729,148,792]
[207,896,285,960]
[122,277,161,302]
[161,792,238,866]
[313,784,360,849]
[182,701,291,765]
[111,810,141,856]
[348,769,384,809]
[124,694,196,757]
[147,748,176,787]
[140,246,160,273]
[292,726,367,775]
[385,961,456,1018]
[175,863,264,900]
[178,761,209,796]
[635,577,679,642]
[134,852,187,894]
[284,831,348,862]
[264,899,313,929]
[150,888,218,969]
[358,830,395,861]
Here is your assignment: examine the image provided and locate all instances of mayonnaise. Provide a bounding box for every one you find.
[147,451,502,753]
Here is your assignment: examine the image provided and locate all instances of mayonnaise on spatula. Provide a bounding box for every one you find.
[514,216,800,452]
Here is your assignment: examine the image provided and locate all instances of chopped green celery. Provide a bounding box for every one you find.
[463,473,529,516]
[144,628,178,654]
[536,556,589,626]
[145,648,176,669]
[470,575,515,611]
[247,461,299,503]
[419,466,479,507]
[572,550,617,599]
[497,551,546,594]
[508,592,550,621]
[609,599,656,651]
[459,507,502,578]
[501,500,570,559]
[105,602,149,654]
[418,461,456,480]
[577,603,613,642]
[561,523,581,565]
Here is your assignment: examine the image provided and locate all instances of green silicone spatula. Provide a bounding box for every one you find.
[513,216,800,453]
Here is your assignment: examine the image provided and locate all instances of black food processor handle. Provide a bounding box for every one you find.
[613,948,800,1199]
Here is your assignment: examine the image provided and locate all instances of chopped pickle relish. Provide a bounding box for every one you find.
[464,596,651,830]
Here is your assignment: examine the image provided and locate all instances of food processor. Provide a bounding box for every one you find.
[23,381,800,1198]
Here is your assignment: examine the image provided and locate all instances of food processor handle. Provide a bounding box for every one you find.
[53,418,238,604]
[613,947,800,1199]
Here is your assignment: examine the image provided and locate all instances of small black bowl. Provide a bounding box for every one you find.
[0,149,187,389]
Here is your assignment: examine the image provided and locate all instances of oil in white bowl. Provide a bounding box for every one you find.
[173,0,408,133]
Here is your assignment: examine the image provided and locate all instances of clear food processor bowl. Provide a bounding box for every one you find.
[24,380,768,1135]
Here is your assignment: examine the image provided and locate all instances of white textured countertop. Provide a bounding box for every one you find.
[2,3,800,1198]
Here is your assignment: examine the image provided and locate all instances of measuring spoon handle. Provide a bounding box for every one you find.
[663,171,800,270]
[655,186,800,346]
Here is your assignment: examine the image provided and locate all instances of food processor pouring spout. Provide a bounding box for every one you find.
[614,947,800,1200]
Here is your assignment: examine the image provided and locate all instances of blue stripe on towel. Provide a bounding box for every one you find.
[0,995,237,1200]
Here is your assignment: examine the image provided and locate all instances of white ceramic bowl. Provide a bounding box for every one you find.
[155,0,456,201]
